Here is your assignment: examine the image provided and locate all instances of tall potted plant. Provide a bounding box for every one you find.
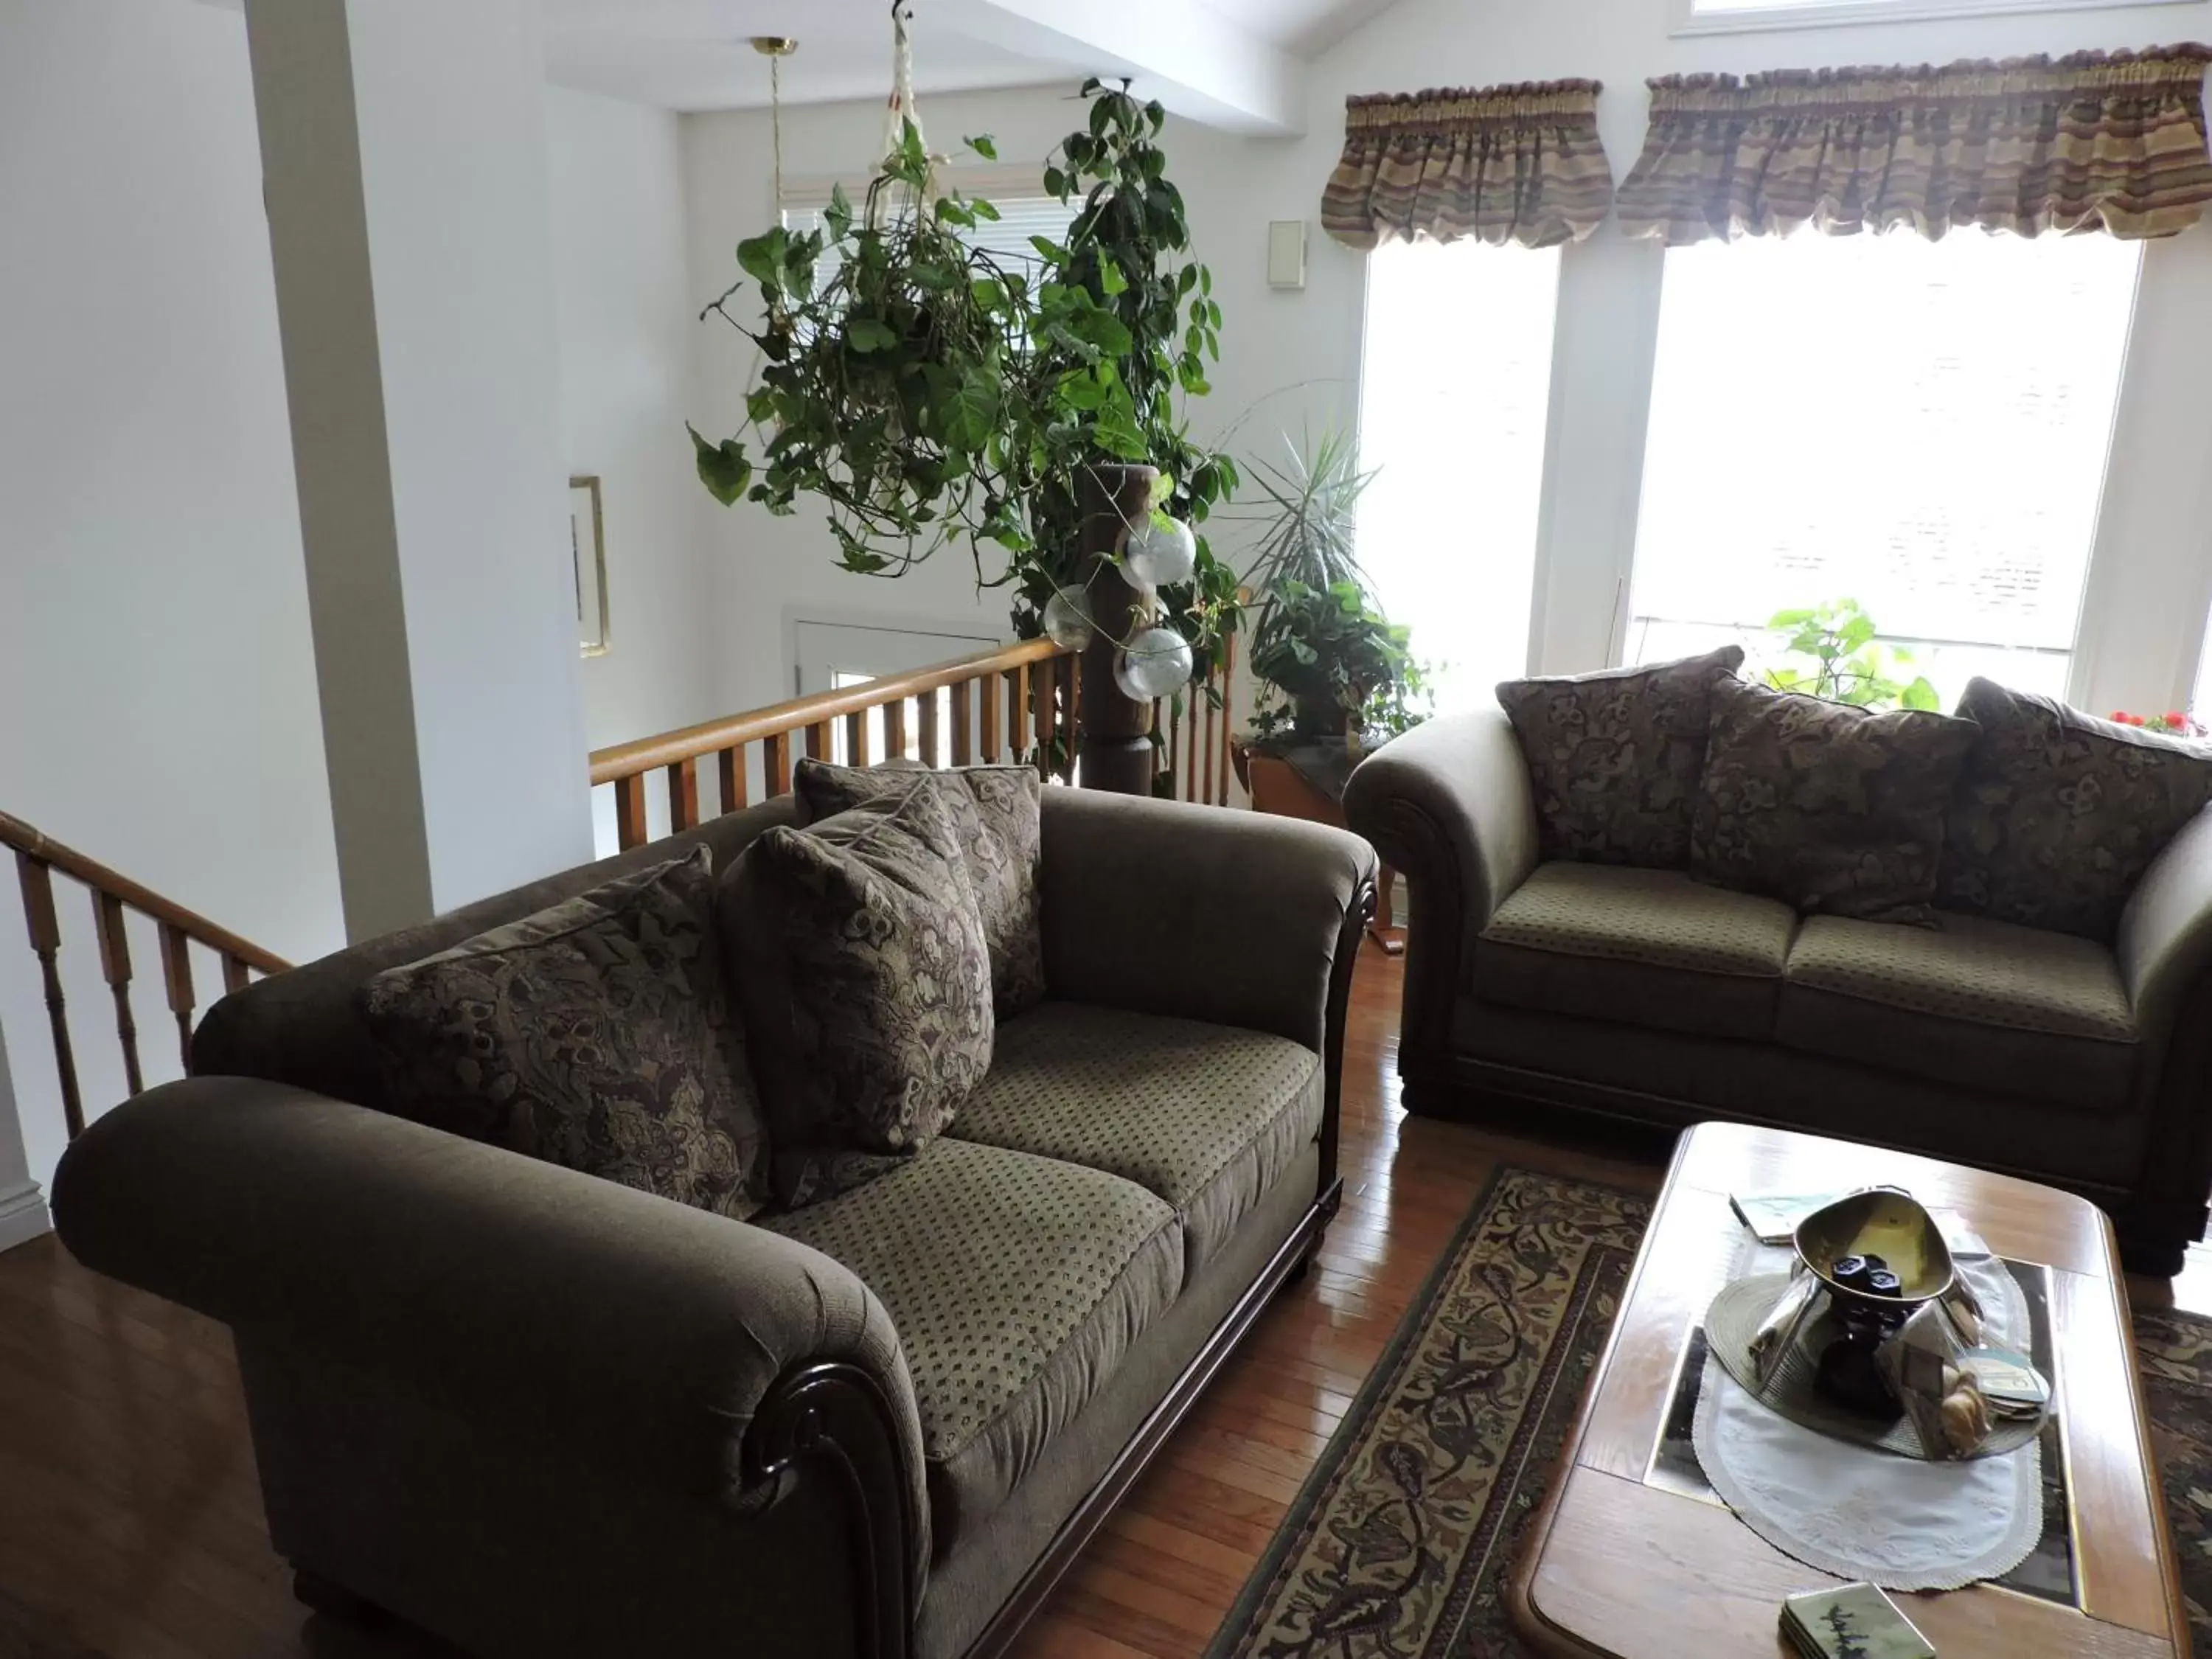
[686,83,1237,791]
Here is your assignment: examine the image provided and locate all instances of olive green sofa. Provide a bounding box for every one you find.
[51,788,1377,1659]
[1344,706,2212,1273]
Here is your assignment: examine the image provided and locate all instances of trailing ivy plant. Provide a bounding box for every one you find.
[689,84,1239,675]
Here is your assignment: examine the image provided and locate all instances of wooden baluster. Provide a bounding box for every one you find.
[918,692,941,767]
[805,720,832,762]
[1167,700,1183,801]
[1034,658,1058,777]
[90,891,144,1099]
[17,855,83,1140]
[667,757,700,834]
[221,955,251,995]
[950,679,974,765]
[765,731,793,796]
[981,669,1003,762]
[614,774,647,851]
[1219,635,1237,807]
[158,922,195,1077]
[1011,665,1031,763]
[885,697,908,762]
[717,745,748,815]
[844,709,869,768]
[1203,686,1218,807]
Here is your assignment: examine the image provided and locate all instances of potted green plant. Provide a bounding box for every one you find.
[1763,599,1938,710]
[1248,580,1427,748]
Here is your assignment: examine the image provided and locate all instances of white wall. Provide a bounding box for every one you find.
[0,0,347,1197]
[548,87,720,755]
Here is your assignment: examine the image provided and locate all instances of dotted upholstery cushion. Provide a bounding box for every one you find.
[759,1136,1180,1548]
[1778,912,2139,1112]
[1476,861,1799,1040]
[947,1003,1323,1277]
[1484,862,1799,976]
[1785,913,2135,1040]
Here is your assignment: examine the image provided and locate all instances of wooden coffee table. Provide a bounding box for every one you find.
[1509,1121,2188,1658]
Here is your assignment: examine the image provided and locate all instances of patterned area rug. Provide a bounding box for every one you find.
[1208,1165,2212,1658]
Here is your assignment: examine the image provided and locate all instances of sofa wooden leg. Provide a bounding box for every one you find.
[292,1565,389,1629]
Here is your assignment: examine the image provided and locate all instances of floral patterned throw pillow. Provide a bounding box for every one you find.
[721,783,995,1208]
[358,848,768,1221]
[1939,678,2212,943]
[795,757,1046,1017]
[1691,678,1981,924]
[1497,646,1746,869]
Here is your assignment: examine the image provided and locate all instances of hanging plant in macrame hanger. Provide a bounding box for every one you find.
[687,1,1237,712]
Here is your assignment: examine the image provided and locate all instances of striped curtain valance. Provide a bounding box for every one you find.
[1322,81,1615,251]
[1616,46,2212,244]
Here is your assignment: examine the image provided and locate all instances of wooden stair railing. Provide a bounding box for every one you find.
[2,812,291,1141]
[588,632,1244,851]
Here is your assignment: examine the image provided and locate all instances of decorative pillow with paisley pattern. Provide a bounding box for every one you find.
[794,757,1046,1017]
[1691,678,1980,924]
[721,783,995,1208]
[1940,678,2212,943]
[1497,646,1746,869]
[358,847,768,1221]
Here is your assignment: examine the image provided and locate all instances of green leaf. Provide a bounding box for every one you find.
[939,374,1001,453]
[846,317,899,353]
[1902,677,1941,712]
[1837,614,1877,653]
[1056,370,1110,410]
[737,229,787,294]
[1043,165,1067,198]
[687,423,752,507]
[1097,256,1127,297]
[1767,608,1816,628]
[825,183,853,242]
[967,133,998,161]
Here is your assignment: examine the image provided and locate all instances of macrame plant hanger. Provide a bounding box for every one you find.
[748,35,797,209]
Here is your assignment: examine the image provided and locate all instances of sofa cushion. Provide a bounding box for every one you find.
[757,1137,1181,1551]
[1778,912,2138,1111]
[946,1003,1322,1277]
[796,758,1047,1017]
[1476,861,1798,1040]
[1940,678,2212,944]
[356,848,768,1220]
[720,786,994,1208]
[1496,645,1745,870]
[1691,678,1981,924]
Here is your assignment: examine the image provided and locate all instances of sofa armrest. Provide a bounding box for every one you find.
[1038,789,1374,1058]
[52,1079,931,1592]
[1343,707,1540,1066]
[2120,807,2212,1043]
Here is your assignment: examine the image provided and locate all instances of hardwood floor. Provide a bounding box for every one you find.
[0,948,2197,1658]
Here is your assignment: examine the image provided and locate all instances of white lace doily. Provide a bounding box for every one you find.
[1691,1228,2044,1591]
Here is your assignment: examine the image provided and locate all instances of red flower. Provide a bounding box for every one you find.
[2166,712,2189,728]
[2129,715,2147,726]
[2111,710,2131,722]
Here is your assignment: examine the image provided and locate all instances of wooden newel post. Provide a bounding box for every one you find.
[1076,463,1159,795]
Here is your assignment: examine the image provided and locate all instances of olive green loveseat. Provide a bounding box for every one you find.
[51,788,1377,1659]
[1344,705,2212,1273]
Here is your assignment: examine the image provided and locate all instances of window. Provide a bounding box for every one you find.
[1356,239,1562,712]
[1626,229,2141,708]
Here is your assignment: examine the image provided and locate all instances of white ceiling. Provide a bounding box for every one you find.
[540,0,1397,114]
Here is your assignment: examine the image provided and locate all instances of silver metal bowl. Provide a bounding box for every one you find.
[1792,1186,1955,1312]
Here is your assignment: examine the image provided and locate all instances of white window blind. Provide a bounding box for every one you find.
[1626,229,2141,707]
[1356,239,1562,712]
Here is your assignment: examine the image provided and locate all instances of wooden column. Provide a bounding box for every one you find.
[1076,464,1160,795]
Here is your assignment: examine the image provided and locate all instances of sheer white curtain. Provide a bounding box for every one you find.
[1356,240,1562,712]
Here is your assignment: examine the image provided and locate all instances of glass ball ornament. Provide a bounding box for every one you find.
[1123,515,1197,589]
[1040,587,1093,650]
[1113,626,1194,700]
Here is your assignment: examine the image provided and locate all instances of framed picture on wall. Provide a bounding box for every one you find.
[569,475,610,657]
